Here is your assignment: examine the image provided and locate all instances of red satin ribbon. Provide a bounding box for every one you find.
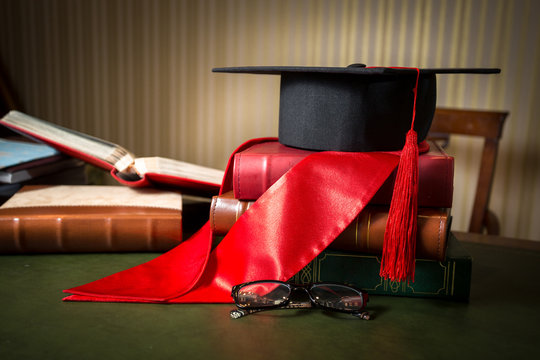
[63,138,427,303]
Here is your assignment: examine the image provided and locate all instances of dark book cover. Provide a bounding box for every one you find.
[291,232,471,301]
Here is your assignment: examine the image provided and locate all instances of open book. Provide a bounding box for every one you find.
[0,111,224,195]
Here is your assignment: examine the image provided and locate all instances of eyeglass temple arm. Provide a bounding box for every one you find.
[230,306,370,320]
[230,308,264,319]
[229,303,371,320]
[352,311,371,320]
[230,301,314,319]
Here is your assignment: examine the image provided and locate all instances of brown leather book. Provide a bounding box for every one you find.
[0,185,183,253]
[210,191,451,261]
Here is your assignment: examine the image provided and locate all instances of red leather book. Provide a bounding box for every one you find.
[210,191,450,261]
[0,185,183,253]
[232,140,454,207]
[0,111,224,196]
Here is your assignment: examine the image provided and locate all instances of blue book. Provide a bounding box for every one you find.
[0,138,59,170]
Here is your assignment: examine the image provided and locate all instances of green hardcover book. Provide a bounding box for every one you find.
[290,232,471,301]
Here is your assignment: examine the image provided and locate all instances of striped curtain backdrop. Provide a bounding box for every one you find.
[0,0,539,240]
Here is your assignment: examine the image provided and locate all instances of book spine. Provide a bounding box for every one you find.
[210,192,450,261]
[290,234,471,301]
[233,143,454,207]
[0,213,182,253]
[210,192,253,234]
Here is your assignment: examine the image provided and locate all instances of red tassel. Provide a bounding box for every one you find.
[379,67,421,283]
[380,129,419,282]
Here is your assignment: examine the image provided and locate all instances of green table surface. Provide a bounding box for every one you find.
[1,238,539,360]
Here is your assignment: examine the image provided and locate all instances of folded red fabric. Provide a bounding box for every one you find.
[63,138,419,303]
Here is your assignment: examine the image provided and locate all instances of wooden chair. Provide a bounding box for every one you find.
[428,107,509,235]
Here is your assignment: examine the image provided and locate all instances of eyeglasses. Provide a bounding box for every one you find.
[230,280,370,320]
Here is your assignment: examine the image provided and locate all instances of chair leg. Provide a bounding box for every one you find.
[483,210,500,235]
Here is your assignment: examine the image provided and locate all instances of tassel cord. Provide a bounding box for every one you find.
[380,68,421,282]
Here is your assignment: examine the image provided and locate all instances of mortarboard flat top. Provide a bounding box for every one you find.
[213,65,500,76]
[213,65,501,152]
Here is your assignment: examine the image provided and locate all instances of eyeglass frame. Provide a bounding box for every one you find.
[230,280,370,320]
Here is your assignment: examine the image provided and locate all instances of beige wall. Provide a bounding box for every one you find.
[0,0,539,240]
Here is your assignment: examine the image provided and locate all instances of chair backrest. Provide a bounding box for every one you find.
[429,107,508,234]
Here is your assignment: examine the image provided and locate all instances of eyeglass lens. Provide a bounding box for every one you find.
[310,284,365,311]
[236,282,291,308]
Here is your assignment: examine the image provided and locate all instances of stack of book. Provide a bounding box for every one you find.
[0,111,223,197]
[0,111,223,254]
[0,138,87,204]
[209,140,472,301]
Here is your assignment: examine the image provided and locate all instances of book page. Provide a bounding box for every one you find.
[1,111,135,172]
[2,185,183,210]
[134,157,224,185]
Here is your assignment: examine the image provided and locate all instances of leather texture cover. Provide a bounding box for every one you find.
[0,185,182,253]
[232,140,454,206]
[211,191,450,261]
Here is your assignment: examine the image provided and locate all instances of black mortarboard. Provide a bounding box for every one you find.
[213,64,500,152]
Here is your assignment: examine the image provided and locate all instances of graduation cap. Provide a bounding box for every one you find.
[213,64,499,152]
[58,65,501,304]
[213,64,500,282]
